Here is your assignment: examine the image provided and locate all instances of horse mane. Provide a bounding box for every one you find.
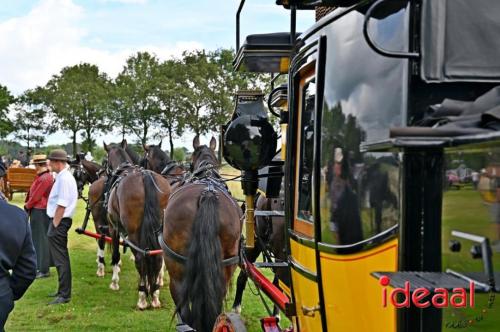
[125,144,142,165]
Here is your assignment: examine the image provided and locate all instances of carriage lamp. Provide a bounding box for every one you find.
[223,91,278,248]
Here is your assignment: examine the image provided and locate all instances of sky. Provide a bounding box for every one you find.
[0,0,314,149]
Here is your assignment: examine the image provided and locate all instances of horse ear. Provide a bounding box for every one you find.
[210,137,217,151]
[121,139,128,150]
[158,139,163,149]
[103,142,109,152]
[143,144,149,152]
[193,135,200,150]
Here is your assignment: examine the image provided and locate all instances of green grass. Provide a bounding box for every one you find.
[441,187,500,331]
[4,179,278,332]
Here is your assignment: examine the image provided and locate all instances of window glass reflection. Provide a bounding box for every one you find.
[297,79,316,223]
[319,102,400,250]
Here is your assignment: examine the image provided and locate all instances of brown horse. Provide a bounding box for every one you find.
[141,143,185,179]
[232,193,289,314]
[85,140,134,278]
[105,142,171,309]
[162,136,242,331]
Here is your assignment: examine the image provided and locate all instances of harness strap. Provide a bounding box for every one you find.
[160,161,178,176]
[157,234,240,267]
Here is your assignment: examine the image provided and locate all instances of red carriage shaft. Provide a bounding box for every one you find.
[243,258,290,312]
[76,229,163,256]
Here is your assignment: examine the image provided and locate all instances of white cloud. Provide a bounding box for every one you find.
[99,0,148,4]
[0,0,201,95]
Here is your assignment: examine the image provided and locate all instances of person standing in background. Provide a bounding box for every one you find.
[24,155,54,279]
[0,199,37,331]
[46,150,77,305]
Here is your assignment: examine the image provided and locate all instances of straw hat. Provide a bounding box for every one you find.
[48,149,69,162]
[32,154,47,164]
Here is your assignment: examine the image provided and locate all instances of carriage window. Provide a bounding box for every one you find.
[319,102,400,250]
[296,78,316,224]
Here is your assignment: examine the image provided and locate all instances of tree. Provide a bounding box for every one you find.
[205,48,264,159]
[0,84,14,138]
[114,52,162,146]
[179,50,213,137]
[42,63,111,154]
[12,90,55,150]
[156,59,187,158]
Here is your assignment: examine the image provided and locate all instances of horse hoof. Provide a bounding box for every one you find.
[233,305,242,314]
[96,266,105,277]
[109,283,120,291]
[151,299,161,309]
[137,301,149,310]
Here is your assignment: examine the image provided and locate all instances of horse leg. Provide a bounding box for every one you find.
[157,259,165,287]
[151,256,163,308]
[135,254,149,310]
[96,237,106,277]
[232,244,262,313]
[109,230,121,291]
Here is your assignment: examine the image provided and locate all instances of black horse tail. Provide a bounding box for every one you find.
[139,172,162,296]
[177,190,224,331]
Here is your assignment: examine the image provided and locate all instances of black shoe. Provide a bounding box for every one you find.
[36,272,50,279]
[47,292,60,297]
[48,297,70,305]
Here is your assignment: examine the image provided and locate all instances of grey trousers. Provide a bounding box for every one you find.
[47,218,72,299]
[30,209,52,274]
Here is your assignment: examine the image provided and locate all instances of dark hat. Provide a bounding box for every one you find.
[48,149,69,162]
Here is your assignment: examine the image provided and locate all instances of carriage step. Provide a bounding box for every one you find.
[254,211,284,217]
[176,324,196,332]
[254,262,289,268]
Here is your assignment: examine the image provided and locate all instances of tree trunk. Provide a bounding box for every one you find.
[142,122,148,146]
[85,127,93,152]
[218,127,223,163]
[72,130,78,156]
[168,125,174,159]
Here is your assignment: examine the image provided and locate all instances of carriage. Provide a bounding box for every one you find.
[218,0,500,331]
[1,167,36,201]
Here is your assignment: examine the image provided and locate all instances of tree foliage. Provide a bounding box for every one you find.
[12,90,55,149]
[0,84,14,138]
[42,63,111,153]
[114,52,161,146]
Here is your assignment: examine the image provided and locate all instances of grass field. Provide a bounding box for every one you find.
[5,171,500,331]
[4,168,276,332]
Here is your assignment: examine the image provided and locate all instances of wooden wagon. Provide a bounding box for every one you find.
[1,167,37,201]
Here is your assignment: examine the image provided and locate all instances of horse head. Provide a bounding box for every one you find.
[142,141,170,173]
[104,141,133,172]
[191,135,218,172]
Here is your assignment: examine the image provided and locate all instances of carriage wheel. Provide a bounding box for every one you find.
[212,313,247,332]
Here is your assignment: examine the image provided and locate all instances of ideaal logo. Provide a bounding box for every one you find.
[379,275,496,328]
[379,275,475,309]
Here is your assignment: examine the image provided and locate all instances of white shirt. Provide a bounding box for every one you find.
[47,166,78,218]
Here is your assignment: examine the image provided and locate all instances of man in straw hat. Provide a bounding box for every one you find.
[24,154,54,279]
[46,150,77,305]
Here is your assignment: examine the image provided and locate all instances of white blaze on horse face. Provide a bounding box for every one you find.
[109,264,121,291]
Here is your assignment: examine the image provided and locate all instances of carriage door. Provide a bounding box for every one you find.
[288,38,324,332]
